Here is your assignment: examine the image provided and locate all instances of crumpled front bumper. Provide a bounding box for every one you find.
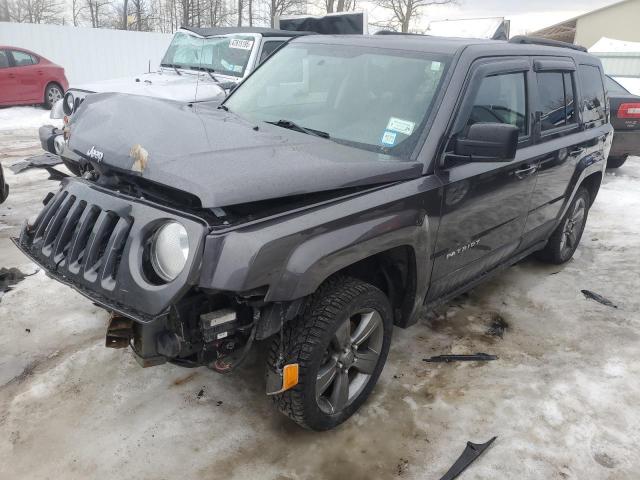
[13,177,208,323]
[39,124,63,155]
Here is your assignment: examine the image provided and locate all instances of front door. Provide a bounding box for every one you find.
[427,58,539,301]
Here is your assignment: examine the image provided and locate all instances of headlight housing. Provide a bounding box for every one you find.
[63,92,75,115]
[150,221,189,282]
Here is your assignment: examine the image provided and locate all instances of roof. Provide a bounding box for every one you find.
[179,26,309,38]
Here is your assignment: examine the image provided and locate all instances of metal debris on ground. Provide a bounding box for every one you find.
[9,152,63,173]
[423,353,498,363]
[438,437,497,480]
[581,290,618,309]
[0,267,38,302]
[486,314,509,338]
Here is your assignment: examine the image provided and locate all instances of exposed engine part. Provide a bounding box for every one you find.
[438,437,497,480]
[106,313,134,349]
[200,308,238,342]
[210,323,257,374]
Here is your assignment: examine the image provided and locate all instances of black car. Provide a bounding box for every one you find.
[0,164,8,204]
[14,34,611,431]
[605,74,640,168]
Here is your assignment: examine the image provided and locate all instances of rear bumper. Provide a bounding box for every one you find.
[610,129,640,158]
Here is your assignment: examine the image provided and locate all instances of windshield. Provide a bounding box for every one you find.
[224,43,450,158]
[161,32,256,77]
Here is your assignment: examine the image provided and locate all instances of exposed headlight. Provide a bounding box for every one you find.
[150,222,189,282]
[63,92,75,115]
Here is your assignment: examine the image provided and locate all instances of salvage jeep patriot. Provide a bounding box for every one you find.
[14,34,612,430]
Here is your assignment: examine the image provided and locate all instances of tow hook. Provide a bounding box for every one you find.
[105,313,134,349]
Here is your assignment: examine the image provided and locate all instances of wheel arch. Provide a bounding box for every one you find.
[580,170,602,206]
[43,81,64,104]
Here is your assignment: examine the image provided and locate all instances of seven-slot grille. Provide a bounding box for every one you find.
[28,188,132,291]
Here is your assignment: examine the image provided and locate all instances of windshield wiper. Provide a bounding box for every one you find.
[193,66,223,83]
[266,119,330,139]
[161,63,181,76]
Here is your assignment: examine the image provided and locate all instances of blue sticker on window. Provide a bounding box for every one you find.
[381,130,397,146]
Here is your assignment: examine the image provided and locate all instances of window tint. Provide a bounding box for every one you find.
[604,75,629,94]
[579,64,606,124]
[259,41,284,64]
[537,72,576,131]
[467,72,527,136]
[11,51,36,66]
[0,50,9,69]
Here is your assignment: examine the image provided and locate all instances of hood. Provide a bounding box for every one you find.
[72,70,227,103]
[67,93,424,208]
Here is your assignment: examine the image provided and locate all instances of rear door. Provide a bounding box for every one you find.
[8,50,41,103]
[428,57,539,301]
[0,49,19,105]
[522,60,607,246]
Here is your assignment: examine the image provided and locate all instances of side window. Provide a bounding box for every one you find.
[259,41,284,64]
[0,50,9,69]
[537,71,576,131]
[467,72,528,137]
[579,64,606,124]
[11,51,37,66]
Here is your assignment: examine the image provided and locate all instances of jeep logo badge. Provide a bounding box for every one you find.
[86,146,104,162]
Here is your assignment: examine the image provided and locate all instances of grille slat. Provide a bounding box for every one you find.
[100,217,132,290]
[53,200,87,264]
[42,195,76,257]
[82,211,119,281]
[34,191,68,242]
[67,205,101,274]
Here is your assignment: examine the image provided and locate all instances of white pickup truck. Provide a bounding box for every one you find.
[40,27,306,166]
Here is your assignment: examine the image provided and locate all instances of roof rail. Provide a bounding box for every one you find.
[374,30,427,36]
[509,35,587,52]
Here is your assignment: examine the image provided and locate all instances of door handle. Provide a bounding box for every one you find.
[515,165,537,179]
[8,73,15,78]
[569,147,585,156]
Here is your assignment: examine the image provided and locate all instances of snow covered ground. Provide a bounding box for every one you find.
[1,125,640,479]
[0,106,62,132]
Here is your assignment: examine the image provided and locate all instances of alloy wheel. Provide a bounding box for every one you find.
[559,196,586,256]
[316,309,384,415]
[48,86,62,105]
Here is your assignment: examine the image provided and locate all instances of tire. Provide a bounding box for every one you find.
[537,187,590,264]
[44,83,63,110]
[606,156,627,169]
[267,276,393,431]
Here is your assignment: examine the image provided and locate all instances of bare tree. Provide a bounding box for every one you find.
[0,0,10,21]
[372,0,454,33]
[10,0,64,23]
[266,0,303,27]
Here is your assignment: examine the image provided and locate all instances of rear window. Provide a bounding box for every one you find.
[579,64,607,125]
[605,75,629,94]
[11,50,37,66]
[537,71,576,131]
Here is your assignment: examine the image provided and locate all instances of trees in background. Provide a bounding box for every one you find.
[0,0,451,33]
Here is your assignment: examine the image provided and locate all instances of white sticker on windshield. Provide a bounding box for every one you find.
[431,61,442,71]
[229,39,254,50]
[234,65,243,73]
[386,117,415,136]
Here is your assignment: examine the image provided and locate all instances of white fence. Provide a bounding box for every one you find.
[0,22,172,85]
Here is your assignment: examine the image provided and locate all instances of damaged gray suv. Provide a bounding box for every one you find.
[14,34,612,430]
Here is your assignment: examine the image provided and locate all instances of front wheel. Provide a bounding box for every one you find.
[537,187,590,264]
[44,83,63,110]
[268,276,393,431]
[606,156,627,169]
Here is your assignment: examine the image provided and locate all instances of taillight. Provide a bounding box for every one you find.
[617,103,640,118]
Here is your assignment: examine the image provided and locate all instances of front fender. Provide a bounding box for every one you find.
[198,176,442,303]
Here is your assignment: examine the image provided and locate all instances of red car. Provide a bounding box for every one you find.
[0,46,68,109]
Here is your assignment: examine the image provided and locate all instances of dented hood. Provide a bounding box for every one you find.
[72,70,226,103]
[67,93,424,208]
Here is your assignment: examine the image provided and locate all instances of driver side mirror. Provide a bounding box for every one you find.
[454,123,519,161]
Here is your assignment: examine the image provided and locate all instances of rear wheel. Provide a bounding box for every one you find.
[537,187,590,264]
[606,156,627,169]
[44,83,63,110]
[267,276,392,431]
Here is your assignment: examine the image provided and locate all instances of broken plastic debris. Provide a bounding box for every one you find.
[581,290,618,309]
[423,353,498,363]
